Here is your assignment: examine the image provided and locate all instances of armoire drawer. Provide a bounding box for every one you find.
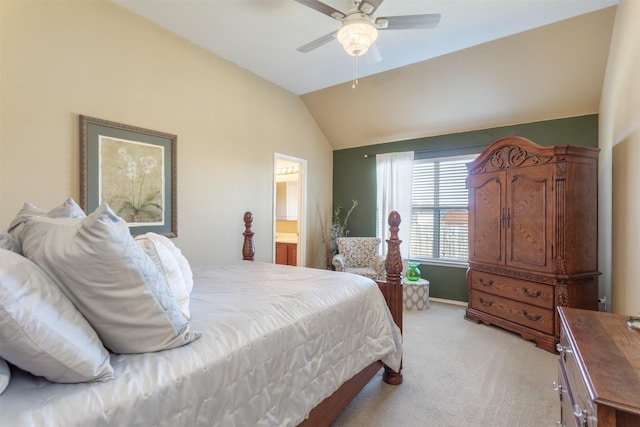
[470,271,554,309]
[470,290,554,334]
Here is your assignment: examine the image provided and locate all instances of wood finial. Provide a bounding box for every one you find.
[384,211,403,288]
[242,211,255,261]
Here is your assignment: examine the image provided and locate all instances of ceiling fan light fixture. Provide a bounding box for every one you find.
[336,14,378,56]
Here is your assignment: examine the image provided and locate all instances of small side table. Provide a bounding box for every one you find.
[403,278,430,310]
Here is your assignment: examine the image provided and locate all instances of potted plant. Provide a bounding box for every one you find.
[320,200,358,269]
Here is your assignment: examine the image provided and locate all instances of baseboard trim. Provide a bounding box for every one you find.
[430,297,468,307]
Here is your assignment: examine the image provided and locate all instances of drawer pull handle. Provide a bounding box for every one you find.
[521,310,541,322]
[479,278,494,287]
[573,405,588,426]
[522,287,541,298]
[627,315,640,331]
[556,343,573,361]
[479,297,494,307]
[552,381,565,401]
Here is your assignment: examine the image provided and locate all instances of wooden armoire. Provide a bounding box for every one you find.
[464,136,599,352]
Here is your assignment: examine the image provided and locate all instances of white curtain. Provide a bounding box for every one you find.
[376,151,414,259]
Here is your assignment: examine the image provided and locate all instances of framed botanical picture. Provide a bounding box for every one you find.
[79,115,177,237]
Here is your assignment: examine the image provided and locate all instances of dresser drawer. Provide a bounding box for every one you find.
[558,361,581,427]
[559,326,596,427]
[470,271,554,309]
[470,290,554,334]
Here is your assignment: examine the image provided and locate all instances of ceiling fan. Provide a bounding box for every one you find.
[294,0,441,57]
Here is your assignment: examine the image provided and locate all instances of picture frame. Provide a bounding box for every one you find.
[79,115,177,237]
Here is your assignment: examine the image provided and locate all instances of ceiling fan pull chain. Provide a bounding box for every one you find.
[352,54,359,89]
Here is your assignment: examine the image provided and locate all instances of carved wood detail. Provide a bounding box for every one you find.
[384,211,403,289]
[555,285,569,338]
[472,145,553,174]
[557,286,569,306]
[242,211,255,261]
[554,161,568,180]
[554,167,567,274]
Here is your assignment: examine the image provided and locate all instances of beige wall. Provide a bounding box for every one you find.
[0,1,333,268]
[600,0,640,315]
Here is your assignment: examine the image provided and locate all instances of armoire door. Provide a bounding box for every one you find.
[468,170,505,265]
[505,164,555,273]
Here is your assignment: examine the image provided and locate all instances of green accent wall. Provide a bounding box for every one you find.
[333,114,599,302]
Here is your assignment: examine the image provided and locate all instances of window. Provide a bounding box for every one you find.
[410,154,476,264]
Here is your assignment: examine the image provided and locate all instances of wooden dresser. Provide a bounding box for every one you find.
[465,137,599,352]
[556,307,640,427]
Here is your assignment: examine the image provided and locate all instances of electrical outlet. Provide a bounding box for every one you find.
[598,296,608,312]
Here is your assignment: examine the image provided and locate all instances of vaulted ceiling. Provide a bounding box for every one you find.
[113,1,618,149]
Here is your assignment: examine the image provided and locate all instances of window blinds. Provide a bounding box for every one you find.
[409,155,475,262]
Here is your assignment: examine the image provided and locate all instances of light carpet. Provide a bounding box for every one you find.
[332,301,559,426]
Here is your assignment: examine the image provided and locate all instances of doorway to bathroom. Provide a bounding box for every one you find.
[273,153,306,267]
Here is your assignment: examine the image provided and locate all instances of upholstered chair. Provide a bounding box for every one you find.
[332,237,386,281]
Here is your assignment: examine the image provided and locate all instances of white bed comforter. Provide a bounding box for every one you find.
[0,261,402,427]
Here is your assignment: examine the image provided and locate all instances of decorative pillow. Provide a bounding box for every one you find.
[0,249,114,383]
[0,233,21,254]
[7,197,86,246]
[21,203,199,354]
[0,357,9,395]
[135,233,191,319]
[140,233,193,294]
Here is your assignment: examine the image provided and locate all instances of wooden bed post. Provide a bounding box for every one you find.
[377,210,403,385]
[242,211,255,261]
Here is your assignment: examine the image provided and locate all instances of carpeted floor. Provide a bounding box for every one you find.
[332,301,559,426]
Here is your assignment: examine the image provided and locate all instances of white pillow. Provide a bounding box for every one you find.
[0,357,9,395]
[0,249,114,383]
[136,233,191,319]
[7,197,86,246]
[149,233,193,294]
[0,233,21,254]
[21,203,199,354]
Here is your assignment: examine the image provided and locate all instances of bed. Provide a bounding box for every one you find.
[0,203,403,427]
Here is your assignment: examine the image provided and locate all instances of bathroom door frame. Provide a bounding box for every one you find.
[273,153,307,267]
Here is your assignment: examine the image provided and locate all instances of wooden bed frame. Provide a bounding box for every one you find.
[242,211,404,426]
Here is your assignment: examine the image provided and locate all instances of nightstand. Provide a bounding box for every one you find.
[402,278,429,310]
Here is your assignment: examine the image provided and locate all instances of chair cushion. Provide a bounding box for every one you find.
[336,237,381,268]
[344,267,379,280]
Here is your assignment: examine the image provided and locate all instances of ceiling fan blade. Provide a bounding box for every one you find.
[358,0,384,15]
[296,30,337,53]
[376,14,441,30]
[294,0,345,20]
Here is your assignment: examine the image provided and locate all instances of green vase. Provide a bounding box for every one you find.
[406,262,421,282]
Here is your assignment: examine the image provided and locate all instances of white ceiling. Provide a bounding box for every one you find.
[113,0,618,95]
